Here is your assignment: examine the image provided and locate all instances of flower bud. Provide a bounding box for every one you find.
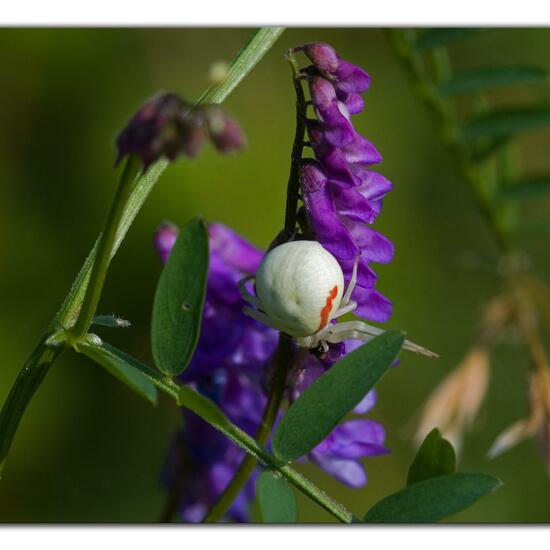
[204,107,246,153]
[116,93,209,170]
[302,42,339,74]
[153,221,179,264]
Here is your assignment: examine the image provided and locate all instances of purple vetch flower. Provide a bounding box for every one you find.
[116,92,245,170]
[297,43,394,323]
[288,343,389,488]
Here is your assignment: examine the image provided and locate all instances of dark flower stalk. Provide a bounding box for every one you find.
[159,44,394,523]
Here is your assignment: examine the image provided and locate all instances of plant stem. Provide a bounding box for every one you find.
[199,56,308,523]
[202,334,293,523]
[77,339,352,523]
[269,51,307,249]
[69,156,140,341]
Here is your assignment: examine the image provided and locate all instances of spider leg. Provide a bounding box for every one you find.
[243,306,281,332]
[332,300,358,319]
[329,321,439,358]
[238,275,261,308]
[325,327,375,344]
[341,254,360,306]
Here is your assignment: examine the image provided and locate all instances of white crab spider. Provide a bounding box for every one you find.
[239,240,437,358]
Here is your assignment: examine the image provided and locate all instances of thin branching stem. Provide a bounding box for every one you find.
[200,54,308,523]
[69,155,140,341]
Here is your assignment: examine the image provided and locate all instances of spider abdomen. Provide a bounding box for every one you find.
[255,241,344,337]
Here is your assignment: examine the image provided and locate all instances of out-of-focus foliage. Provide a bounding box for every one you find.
[1,28,550,522]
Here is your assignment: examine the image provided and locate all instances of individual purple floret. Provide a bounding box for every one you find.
[297,43,394,322]
[288,343,389,488]
[116,93,245,170]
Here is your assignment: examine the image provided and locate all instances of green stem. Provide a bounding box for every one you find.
[77,340,352,523]
[385,29,512,254]
[0,27,284,475]
[69,155,140,341]
[202,334,293,523]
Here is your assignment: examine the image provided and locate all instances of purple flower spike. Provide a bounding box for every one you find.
[297,42,394,323]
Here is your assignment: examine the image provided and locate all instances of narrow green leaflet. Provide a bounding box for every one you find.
[439,66,548,97]
[257,471,297,523]
[78,340,158,405]
[407,428,456,486]
[364,473,501,523]
[93,314,131,328]
[461,106,550,144]
[273,331,404,463]
[151,217,209,376]
[178,385,230,429]
[499,177,550,200]
[198,27,284,104]
[414,28,483,52]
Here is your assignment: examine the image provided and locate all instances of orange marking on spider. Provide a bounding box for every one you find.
[318,285,339,331]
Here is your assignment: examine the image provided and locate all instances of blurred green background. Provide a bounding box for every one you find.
[1,27,549,523]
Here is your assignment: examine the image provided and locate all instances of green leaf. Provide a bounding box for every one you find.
[151,217,209,376]
[273,331,404,463]
[439,66,548,97]
[257,471,298,523]
[77,340,158,405]
[93,314,131,328]
[407,428,456,486]
[499,177,550,200]
[461,106,550,144]
[414,28,484,52]
[364,473,502,523]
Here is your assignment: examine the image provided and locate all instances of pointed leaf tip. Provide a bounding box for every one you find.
[407,428,456,486]
[273,330,404,463]
[257,471,297,523]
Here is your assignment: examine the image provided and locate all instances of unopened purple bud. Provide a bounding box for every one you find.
[154,221,179,264]
[302,43,339,74]
[205,107,246,153]
[116,92,207,170]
